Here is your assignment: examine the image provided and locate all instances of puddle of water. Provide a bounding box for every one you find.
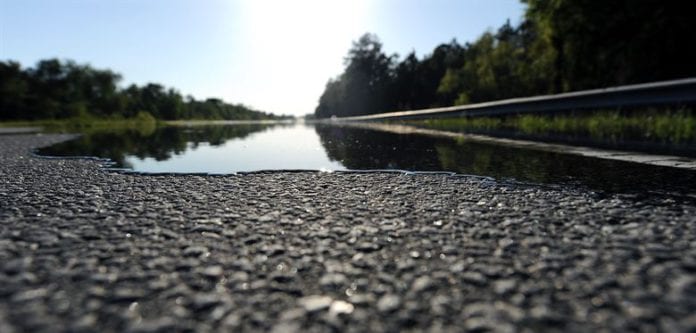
[37,122,696,197]
[38,123,344,173]
[123,124,345,173]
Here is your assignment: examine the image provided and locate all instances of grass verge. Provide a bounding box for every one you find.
[0,112,159,135]
[409,108,696,144]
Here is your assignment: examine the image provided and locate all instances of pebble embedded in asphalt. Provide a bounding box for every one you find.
[1,133,696,332]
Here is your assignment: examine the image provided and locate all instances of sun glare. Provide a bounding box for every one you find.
[233,0,373,115]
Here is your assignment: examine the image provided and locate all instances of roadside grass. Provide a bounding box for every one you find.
[0,112,159,135]
[410,108,696,144]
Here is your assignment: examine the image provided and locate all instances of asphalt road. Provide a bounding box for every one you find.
[1,133,695,332]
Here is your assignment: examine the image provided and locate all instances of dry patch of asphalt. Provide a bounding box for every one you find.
[1,133,696,332]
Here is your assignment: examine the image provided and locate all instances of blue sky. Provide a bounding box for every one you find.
[0,0,525,116]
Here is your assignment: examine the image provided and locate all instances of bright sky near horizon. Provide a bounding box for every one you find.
[0,0,525,116]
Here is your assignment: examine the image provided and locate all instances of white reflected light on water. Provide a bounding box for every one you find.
[124,124,346,173]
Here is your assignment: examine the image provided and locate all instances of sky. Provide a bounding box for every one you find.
[0,0,525,116]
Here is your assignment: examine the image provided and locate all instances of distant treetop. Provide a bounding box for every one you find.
[0,59,281,121]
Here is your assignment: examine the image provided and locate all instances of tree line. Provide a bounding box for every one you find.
[0,58,281,121]
[315,0,696,118]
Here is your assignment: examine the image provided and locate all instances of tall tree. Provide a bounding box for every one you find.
[316,33,396,117]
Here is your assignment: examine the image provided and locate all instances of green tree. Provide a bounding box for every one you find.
[316,33,396,117]
[314,1,696,119]
[0,58,275,121]
[0,61,29,119]
[524,0,696,90]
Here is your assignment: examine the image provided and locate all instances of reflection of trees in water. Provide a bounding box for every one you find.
[314,124,443,170]
[435,141,557,182]
[315,124,575,177]
[39,124,274,168]
[436,141,696,194]
[315,124,696,196]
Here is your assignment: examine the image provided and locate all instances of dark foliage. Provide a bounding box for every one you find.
[315,1,696,118]
[0,59,278,120]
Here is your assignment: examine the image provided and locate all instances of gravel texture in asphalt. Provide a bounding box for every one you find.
[1,133,696,332]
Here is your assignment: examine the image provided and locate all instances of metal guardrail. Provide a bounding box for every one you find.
[334,77,696,121]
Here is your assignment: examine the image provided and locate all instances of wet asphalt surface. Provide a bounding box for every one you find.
[1,133,696,332]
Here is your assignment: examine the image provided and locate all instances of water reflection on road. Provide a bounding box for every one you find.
[125,124,345,173]
[38,122,696,196]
